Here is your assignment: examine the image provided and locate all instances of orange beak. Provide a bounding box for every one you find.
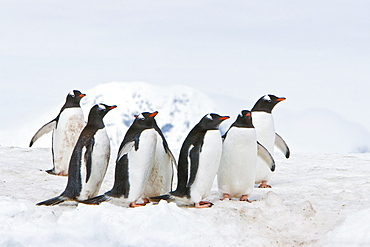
[109,105,117,110]
[277,97,286,102]
[149,111,159,117]
[79,94,86,97]
[219,116,230,120]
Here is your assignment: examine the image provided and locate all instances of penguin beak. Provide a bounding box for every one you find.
[79,94,86,98]
[109,105,117,110]
[245,113,251,117]
[149,111,158,117]
[277,97,286,102]
[219,116,230,121]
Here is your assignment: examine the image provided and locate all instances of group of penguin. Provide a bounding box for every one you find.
[30,90,289,208]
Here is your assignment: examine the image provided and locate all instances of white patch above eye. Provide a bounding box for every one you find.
[68,90,75,96]
[98,104,106,110]
[205,114,213,120]
[136,113,145,120]
[263,95,271,101]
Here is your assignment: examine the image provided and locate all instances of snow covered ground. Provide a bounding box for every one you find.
[1,146,370,246]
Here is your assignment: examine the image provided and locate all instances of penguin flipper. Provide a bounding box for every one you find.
[257,142,276,172]
[29,119,57,147]
[81,195,111,205]
[116,141,135,161]
[275,133,290,158]
[149,194,173,202]
[166,147,178,170]
[36,195,67,206]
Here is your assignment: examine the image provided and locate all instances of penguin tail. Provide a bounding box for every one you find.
[36,196,67,206]
[149,194,173,202]
[81,195,110,205]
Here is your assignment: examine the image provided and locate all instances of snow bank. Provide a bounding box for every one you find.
[1,147,370,246]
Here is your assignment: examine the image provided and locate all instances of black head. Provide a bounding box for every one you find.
[64,90,86,108]
[232,110,254,128]
[87,103,117,128]
[251,94,286,113]
[198,113,230,130]
[132,111,158,129]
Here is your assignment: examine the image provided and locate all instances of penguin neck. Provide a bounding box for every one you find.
[86,116,105,130]
[61,100,81,112]
[232,117,254,128]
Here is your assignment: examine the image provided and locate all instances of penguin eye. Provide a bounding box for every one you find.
[97,104,106,110]
[135,113,145,120]
[263,95,271,102]
[205,114,213,120]
[68,90,75,97]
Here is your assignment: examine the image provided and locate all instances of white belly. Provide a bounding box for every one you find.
[190,130,222,203]
[218,127,257,197]
[143,134,173,198]
[252,112,275,183]
[127,129,157,202]
[53,108,85,175]
[252,112,275,152]
[78,128,111,200]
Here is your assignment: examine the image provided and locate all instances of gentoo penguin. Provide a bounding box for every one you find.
[83,111,176,208]
[29,90,86,176]
[37,104,116,206]
[154,113,230,208]
[251,94,290,188]
[144,116,177,199]
[218,110,275,202]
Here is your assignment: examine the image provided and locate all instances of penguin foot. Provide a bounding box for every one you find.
[129,201,150,208]
[258,181,272,188]
[195,201,213,208]
[221,193,231,201]
[239,195,252,203]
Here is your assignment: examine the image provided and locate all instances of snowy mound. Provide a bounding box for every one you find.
[81,82,219,148]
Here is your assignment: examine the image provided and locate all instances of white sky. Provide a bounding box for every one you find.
[1,1,370,145]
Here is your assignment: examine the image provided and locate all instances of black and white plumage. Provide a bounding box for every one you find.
[37,104,116,206]
[29,90,86,176]
[251,94,289,188]
[218,110,275,202]
[83,111,176,207]
[158,113,230,208]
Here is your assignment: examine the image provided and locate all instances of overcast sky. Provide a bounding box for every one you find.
[1,1,370,148]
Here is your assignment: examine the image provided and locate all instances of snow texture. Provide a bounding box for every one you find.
[1,146,369,246]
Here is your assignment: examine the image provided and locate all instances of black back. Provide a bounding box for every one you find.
[106,111,158,198]
[251,94,286,113]
[171,113,229,198]
[62,104,116,199]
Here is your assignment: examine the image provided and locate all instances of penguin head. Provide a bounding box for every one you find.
[66,90,86,103]
[133,111,158,129]
[198,113,230,130]
[233,110,254,128]
[251,94,286,113]
[87,104,117,127]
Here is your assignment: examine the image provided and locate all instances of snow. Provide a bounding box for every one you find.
[1,146,370,246]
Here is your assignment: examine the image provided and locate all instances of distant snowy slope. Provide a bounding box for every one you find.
[5,81,370,154]
[81,82,220,148]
